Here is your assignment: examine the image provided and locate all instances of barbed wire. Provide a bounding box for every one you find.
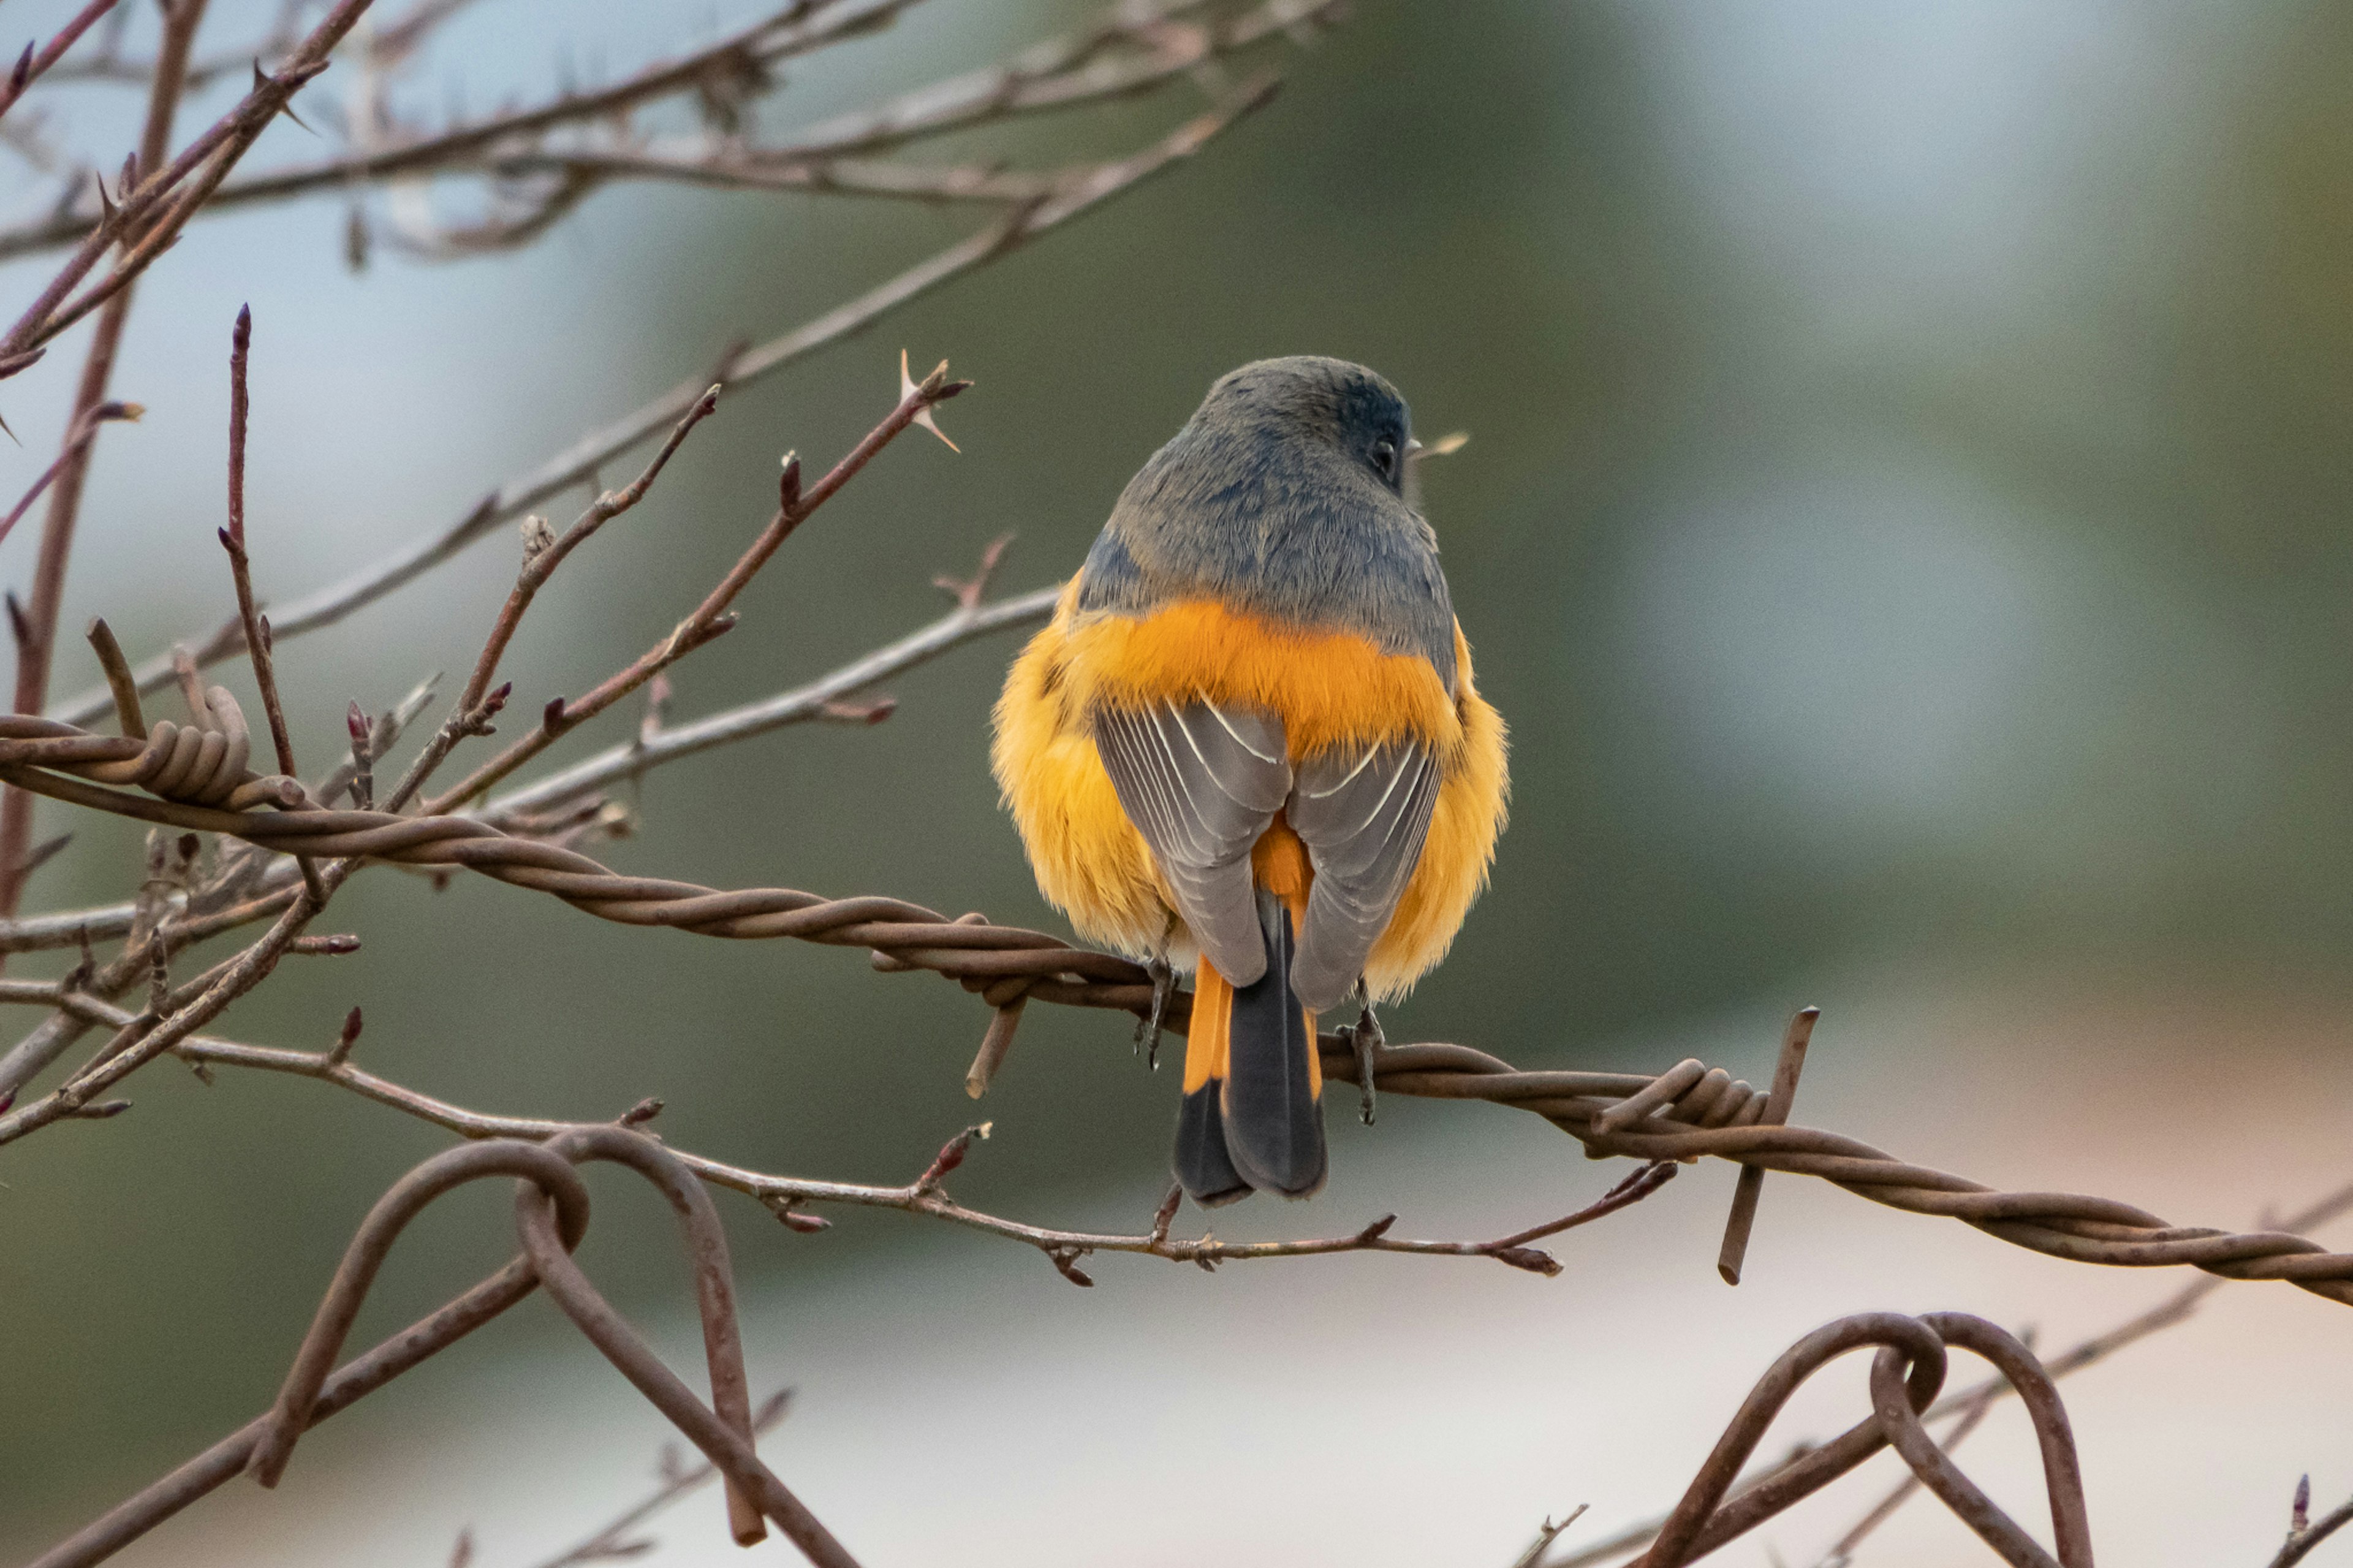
[1,708,2349,1309]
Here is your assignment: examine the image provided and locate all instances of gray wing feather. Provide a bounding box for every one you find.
[1093,700,1291,985]
[1286,740,1442,1012]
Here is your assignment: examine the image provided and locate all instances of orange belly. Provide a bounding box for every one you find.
[991,582,1509,1001]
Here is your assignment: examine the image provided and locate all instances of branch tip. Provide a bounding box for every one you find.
[324,1005,361,1067]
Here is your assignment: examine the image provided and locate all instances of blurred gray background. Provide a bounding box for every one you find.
[4,2,2352,1564]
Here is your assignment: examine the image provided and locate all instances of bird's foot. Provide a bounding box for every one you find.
[1134,952,1176,1069]
[1349,987,1384,1126]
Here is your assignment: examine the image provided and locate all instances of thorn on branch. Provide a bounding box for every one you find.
[253,58,315,132]
[898,348,962,452]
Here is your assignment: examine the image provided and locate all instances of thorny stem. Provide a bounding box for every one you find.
[0,401,142,553]
[0,850,361,1145]
[0,0,211,930]
[0,0,365,362]
[118,1016,1682,1279]
[0,584,1049,959]
[44,73,1276,729]
[457,385,722,718]
[422,367,969,812]
[216,304,324,905]
[0,0,129,122]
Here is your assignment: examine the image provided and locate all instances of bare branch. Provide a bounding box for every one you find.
[49,73,1279,726]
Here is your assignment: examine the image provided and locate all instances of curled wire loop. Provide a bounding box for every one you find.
[1635,1312,2091,1568]
[244,1140,593,1487]
[0,700,308,810]
[2,723,2350,1307]
[233,1129,857,1568]
[517,1129,860,1568]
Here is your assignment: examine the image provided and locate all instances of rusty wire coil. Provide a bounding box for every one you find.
[1631,1310,2090,1568]
[29,1127,859,1568]
[4,712,2352,1309]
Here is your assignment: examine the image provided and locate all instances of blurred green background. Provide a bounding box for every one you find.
[4,2,2353,1564]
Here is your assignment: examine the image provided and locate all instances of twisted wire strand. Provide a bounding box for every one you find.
[5,711,2352,1307]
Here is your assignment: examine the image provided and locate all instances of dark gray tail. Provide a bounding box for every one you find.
[1173,889,1326,1205]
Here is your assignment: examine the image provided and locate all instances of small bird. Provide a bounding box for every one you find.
[992,357,1507,1205]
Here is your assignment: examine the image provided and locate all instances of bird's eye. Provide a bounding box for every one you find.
[1370,437,1398,481]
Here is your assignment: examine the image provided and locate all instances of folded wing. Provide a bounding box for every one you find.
[1286,740,1442,1012]
[1092,699,1292,985]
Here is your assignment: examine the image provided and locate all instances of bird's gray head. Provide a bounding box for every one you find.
[1188,355,1416,497]
[1078,355,1457,689]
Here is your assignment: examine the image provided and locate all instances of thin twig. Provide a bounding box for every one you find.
[0,0,129,121]
[0,584,1047,956]
[457,385,722,718]
[215,303,322,904]
[135,1022,1681,1280]
[0,399,141,551]
[2273,1492,2353,1568]
[527,1389,795,1568]
[48,74,1279,727]
[0,0,213,927]
[422,361,971,811]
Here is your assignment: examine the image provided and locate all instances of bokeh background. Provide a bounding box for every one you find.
[4,2,2352,1564]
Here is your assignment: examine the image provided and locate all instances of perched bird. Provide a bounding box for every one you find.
[992,357,1507,1205]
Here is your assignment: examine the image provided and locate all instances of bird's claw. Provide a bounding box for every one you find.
[1349,985,1384,1126]
[1134,952,1176,1069]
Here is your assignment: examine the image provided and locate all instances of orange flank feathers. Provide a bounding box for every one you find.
[991,581,1509,1002]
